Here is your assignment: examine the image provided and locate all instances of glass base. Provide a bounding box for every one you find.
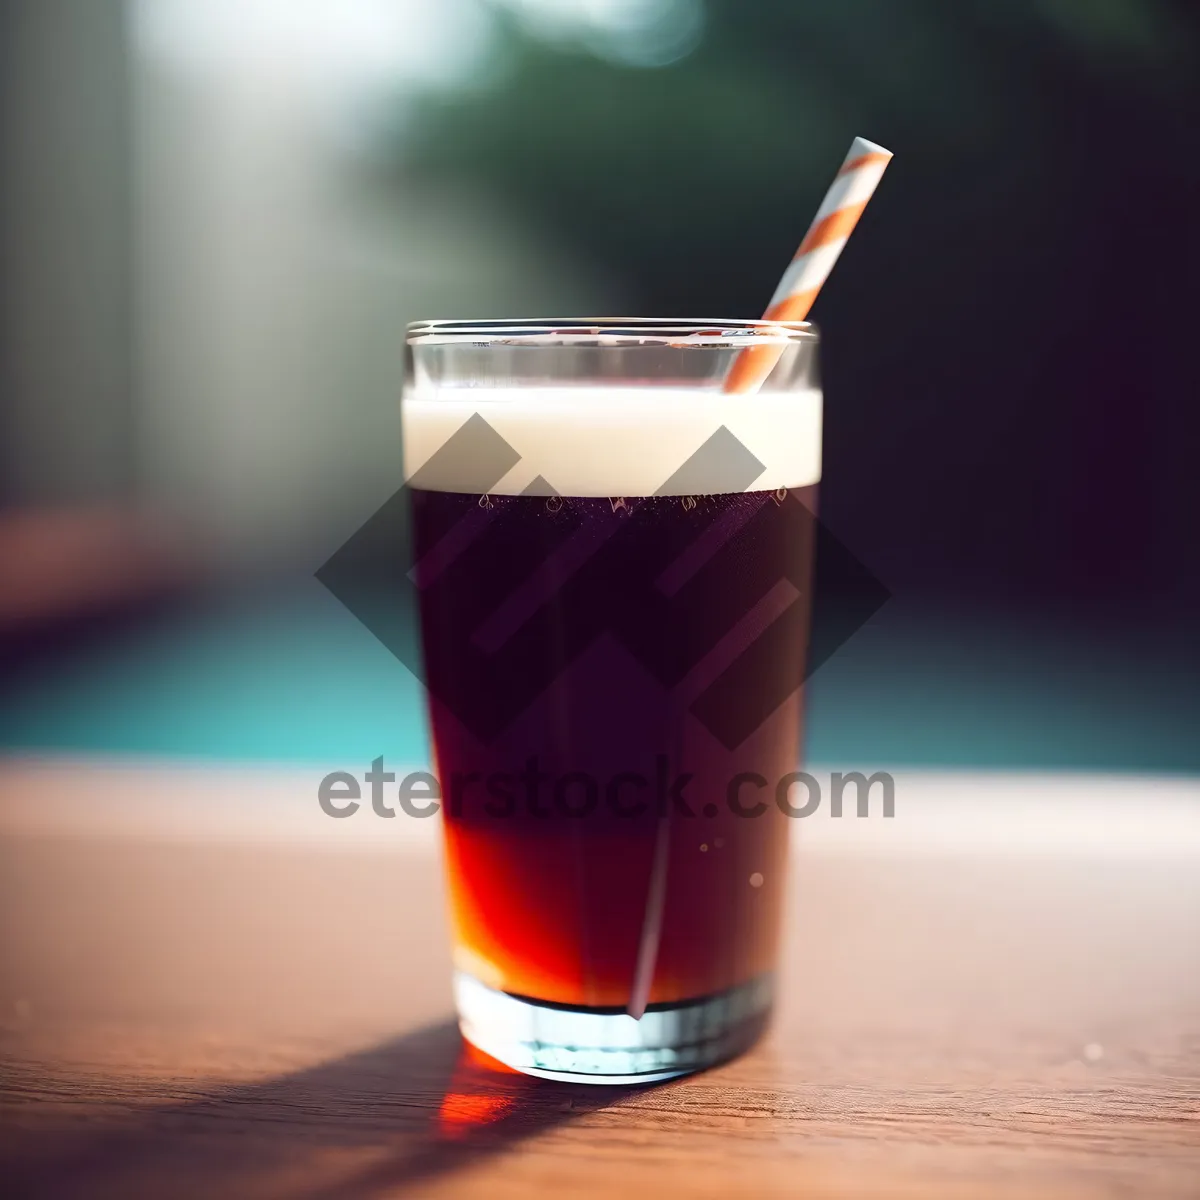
[454,971,773,1084]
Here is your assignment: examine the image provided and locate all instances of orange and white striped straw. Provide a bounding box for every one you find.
[724,136,893,393]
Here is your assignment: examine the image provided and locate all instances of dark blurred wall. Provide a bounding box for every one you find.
[402,0,1200,630]
[0,0,133,506]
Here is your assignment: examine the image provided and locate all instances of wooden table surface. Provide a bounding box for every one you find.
[1,761,1198,1198]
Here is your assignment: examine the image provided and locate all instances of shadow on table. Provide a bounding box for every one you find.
[7,1019,661,1199]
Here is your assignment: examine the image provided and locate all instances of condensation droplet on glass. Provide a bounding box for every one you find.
[749,872,764,888]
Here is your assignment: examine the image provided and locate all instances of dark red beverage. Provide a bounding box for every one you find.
[413,487,816,1017]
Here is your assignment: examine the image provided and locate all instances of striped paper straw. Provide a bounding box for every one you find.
[724,136,893,394]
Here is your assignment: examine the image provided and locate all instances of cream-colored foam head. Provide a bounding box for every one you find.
[402,386,822,497]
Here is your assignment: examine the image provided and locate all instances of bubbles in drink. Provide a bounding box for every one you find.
[749,873,764,888]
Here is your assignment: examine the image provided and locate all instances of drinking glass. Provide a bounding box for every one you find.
[403,318,820,1082]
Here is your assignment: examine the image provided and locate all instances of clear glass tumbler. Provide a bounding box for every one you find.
[403,319,820,1082]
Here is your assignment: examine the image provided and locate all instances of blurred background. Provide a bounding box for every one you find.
[1,0,1198,773]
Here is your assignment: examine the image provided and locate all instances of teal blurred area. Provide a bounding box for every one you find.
[3,585,1197,774]
[0,586,430,767]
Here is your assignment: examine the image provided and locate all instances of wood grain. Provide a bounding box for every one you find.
[0,768,1198,1198]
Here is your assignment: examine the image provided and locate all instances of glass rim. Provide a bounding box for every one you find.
[406,317,818,346]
